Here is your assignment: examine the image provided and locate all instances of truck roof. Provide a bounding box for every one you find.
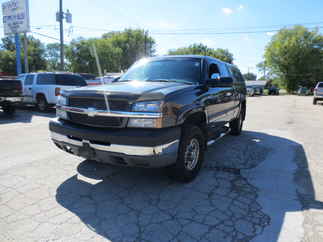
[147,55,233,66]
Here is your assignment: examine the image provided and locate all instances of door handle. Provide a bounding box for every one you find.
[28,88,32,90]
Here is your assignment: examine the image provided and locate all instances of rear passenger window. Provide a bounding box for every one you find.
[318,83,323,88]
[55,74,87,86]
[37,74,55,85]
[25,75,34,85]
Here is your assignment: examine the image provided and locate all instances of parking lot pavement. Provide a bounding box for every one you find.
[0,96,323,242]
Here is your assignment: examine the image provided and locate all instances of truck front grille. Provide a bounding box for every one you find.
[69,96,130,111]
[67,94,130,128]
[68,113,123,128]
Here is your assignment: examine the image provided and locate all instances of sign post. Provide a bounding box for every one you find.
[2,0,30,75]
[14,33,22,74]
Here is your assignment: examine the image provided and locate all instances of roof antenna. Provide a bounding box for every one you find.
[90,43,110,112]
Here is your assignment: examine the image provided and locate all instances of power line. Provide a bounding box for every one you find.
[151,26,323,36]
[31,31,60,41]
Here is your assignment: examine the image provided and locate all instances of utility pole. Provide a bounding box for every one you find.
[263,61,266,79]
[57,1,72,71]
[59,0,64,71]
[144,30,147,56]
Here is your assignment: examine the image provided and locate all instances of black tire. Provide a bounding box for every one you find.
[230,107,244,136]
[167,125,205,182]
[2,104,15,115]
[313,99,317,105]
[37,95,48,112]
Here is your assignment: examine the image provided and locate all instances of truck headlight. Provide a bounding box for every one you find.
[132,101,162,112]
[128,101,163,128]
[57,95,67,106]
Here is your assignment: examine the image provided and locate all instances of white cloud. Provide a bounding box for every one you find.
[222,8,233,15]
[266,32,276,36]
[238,4,244,10]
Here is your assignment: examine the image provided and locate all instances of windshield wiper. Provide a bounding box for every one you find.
[147,79,193,85]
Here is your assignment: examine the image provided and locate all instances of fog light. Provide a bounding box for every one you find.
[128,118,158,128]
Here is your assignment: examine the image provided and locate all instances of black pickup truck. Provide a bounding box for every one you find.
[50,56,246,182]
[0,78,23,115]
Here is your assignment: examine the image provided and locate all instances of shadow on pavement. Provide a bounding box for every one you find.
[56,131,323,242]
[0,106,55,124]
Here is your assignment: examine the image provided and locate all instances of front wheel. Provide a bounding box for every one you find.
[167,125,205,182]
[37,96,48,112]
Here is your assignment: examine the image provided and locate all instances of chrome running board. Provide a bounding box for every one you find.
[207,128,231,146]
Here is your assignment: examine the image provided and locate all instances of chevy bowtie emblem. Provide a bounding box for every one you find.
[87,108,97,117]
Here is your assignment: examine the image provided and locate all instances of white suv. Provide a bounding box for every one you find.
[18,72,87,111]
[313,82,323,105]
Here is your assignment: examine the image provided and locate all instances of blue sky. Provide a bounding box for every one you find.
[1,0,323,76]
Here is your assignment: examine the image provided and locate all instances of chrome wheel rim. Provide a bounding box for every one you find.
[184,138,200,171]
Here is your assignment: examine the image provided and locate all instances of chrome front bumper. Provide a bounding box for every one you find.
[51,132,179,168]
[0,97,23,102]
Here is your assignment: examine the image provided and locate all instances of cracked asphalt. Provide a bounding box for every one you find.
[0,96,323,242]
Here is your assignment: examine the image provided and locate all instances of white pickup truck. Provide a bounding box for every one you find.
[18,72,87,111]
[313,82,323,105]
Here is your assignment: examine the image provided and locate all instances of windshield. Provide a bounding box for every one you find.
[119,58,202,83]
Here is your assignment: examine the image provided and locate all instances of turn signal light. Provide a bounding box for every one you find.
[55,87,61,96]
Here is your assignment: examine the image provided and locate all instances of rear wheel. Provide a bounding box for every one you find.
[167,124,205,182]
[313,98,317,105]
[230,107,244,136]
[37,95,48,112]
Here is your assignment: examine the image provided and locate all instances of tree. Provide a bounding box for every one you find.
[264,26,323,92]
[168,43,234,64]
[103,29,155,70]
[46,43,62,71]
[243,73,257,80]
[66,29,155,74]
[0,35,47,74]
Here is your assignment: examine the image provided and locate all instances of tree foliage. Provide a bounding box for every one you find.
[243,73,257,80]
[168,43,234,64]
[0,35,47,74]
[264,26,323,92]
[66,29,155,75]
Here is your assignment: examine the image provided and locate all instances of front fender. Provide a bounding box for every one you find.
[176,103,205,125]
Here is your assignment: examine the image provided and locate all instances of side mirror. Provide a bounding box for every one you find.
[206,76,233,87]
[210,73,221,80]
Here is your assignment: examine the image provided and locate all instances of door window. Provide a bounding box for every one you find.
[25,75,35,85]
[37,74,56,85]
[208,63,220,78]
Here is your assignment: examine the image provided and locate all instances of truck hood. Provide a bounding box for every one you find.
[65,81,194,101]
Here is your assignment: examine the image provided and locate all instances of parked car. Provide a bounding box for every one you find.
[86,75,121,86]
[78,73,96,80]
[268,85,280,95]
[297,87,311,96]
[50,55,247,182]
[18,72,87,111]
[313,82,323,105]
[0,78,23,115]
